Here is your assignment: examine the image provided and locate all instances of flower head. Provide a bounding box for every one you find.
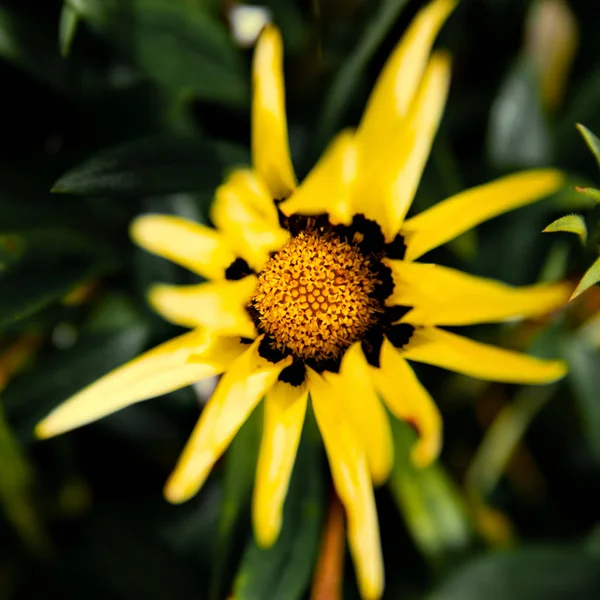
[36,1,570,598]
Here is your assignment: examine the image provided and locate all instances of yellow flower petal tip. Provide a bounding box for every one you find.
[163,472,204,505]
[537,358,569,383]
[410,435,442,468]
[254,515,281,548]
[129,214,155,243]
[34,419,54,440]
[34,410,76,439]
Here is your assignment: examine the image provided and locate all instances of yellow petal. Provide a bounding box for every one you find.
[403,327,568,384]
[148,276,258,339]
[403,170,565,261]
[370,338,442,467]
[307,369,383,600]
[253,380,308,547]
[358,0,457,151]
[324,344,394,485]
[279,131,358,225]
[165,338,292,504]
[252,25,296,199]
[212,170,290,271]
[308,369,384,600]
[386,259,570,326]
[355,52,451,240]
[35,330,244,438]
[130,214,235,280]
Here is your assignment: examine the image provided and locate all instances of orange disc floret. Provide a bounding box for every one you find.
[251,230,380,362]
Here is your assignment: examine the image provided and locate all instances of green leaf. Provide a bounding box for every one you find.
[543,214,588,245]
[59,3,79,57]
[571,255,600,300]
[465,386,555,498]
[0,7,75,93]
[0,401,49,554]
[428,547,600,600]
[233,411,323,600]
[0,228,116,273]
[0,262,110,327]
[487,57,551,168]
[314,0,410,152]
[52,136,226,197]
[388,419,475,565]
[576,123,600,171]
[210,405,262,600]
[563,335,600,463]
[573,186,600,204]
[68,0,248,107]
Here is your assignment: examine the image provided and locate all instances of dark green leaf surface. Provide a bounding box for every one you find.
[52,136,229,197]
[487,58,551,169]
[314,0,410,152]
[428,547,600,600]
[388,419,475,565]
[210,406,262,600]
[233,412,323,600]
[0,262,110,327]
[68,0,248,106]
[564,335,600,463]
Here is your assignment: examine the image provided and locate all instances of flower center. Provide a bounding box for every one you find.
[251,229,381,363]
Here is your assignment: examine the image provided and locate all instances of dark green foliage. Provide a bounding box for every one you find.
[1,1,600,599]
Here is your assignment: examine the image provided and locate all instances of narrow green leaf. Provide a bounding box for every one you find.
[571,255,600,300]
[59,3,79,57]
[314,0,410,152]
[210,405,262,600]
[543,214,588,245]
[465,386,555,498]
[487,57,551,168]
[573,186,600,204]
[0,228,116,272]
[233,411,323,600]
[52,136,225,197]
[576,123,600,171]
[0,262,111,327]
[0,7,73,93]
[388,419,475,565]
[0,401,49,554]
[428,547,600,600]
[563,335,600,463]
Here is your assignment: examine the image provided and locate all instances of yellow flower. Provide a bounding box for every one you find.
[36,0,570,598]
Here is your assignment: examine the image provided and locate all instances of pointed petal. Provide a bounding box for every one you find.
[253,381,308,547]
[131,214,235,280]
[36,330,244,438]
[212,170,289,271]
[403,327,568,384]
[165,338,292,504]
[403,170,565,261]
[252,25,296,199]
[386,260,570,326]
[358,0,457,150]
[148,276,257,339]
[324,343,394,485]
[370,338,442,467]
[355,52,451,240]
[279,131,358,225]
[308,369,384,600]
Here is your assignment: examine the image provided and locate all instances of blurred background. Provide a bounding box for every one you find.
[1,0,600,598]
